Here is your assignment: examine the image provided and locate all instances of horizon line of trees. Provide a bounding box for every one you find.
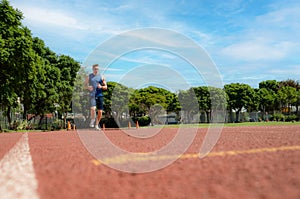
[73,68,300,124]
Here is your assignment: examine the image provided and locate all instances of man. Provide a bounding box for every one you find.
[85,64,99,128]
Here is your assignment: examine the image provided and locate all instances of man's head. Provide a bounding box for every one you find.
[92,64,99,75]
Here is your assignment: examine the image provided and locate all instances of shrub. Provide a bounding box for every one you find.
[132,116,151,126]
[100,117,118,128]
[285,114,299,122]
[17,120,28,130]
[7,120,32,131]
[270,113,285,121]
[51,119,63,130]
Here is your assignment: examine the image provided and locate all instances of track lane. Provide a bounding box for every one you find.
[0,133,23,159]
[0,125,299,199]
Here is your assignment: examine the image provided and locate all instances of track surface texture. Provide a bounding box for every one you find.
[0,125,299,199]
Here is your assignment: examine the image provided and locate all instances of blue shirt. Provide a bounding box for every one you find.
[95,76,104,97]
[89,73,104,97]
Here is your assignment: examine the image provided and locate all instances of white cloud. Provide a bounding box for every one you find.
[19,6,87,30]
[212,0,250,17]
[269,65,300,76]
[256,6,300,29]
[220,40,295,61]
[218,2,300,63]
[12,2,127,37]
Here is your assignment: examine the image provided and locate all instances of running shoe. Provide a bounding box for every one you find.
[89,119,95,128]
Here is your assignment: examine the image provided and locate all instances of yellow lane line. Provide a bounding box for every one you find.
[91,145,300,166]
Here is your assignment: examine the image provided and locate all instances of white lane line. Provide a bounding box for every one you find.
[0,133,39,199]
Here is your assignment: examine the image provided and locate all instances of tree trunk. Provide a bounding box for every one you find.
[263,105,267,121]
[229,110,234,123]
[6,106,12,125]
[23,104,27,120]
[206,111,210,123]
[235,110,240,122]
[63,112,67,129]
[38,114,44,129]
[200,112,205,123]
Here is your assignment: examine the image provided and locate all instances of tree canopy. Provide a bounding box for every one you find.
[0,0,80,126]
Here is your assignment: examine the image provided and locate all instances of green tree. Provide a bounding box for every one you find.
[279,79,300,90]
[19,36,49,119]
[224,83,255,122]
[110,82,132,121]
[259,80,280,113]
[20,53,46,119]
[129,86,176,124]
[0,0,35,123]
[26,37,60,126]
[259,80,279,93]
[257,88,276,120]
[129,89,146,117]
[209,87,227,123]
[279,79,300,115]
[130,86,167,114]
[103,82,133,119]
[193,86,210,122]
[192,86,226,123]
[34,64,60,127]
[178,88,199,123]
[278,86,297,114]
[0,0,81,129]
[72,67,89,119]
[166,92,181,115]
[295,90,300,115]
[55,55,80,125]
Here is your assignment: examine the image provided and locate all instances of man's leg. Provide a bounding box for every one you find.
[95,96,104,130]
[95,110,102,130]
[89,107,96,127]
[89,97,96,128]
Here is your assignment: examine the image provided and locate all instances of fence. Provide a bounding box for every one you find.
[0,111,60,131]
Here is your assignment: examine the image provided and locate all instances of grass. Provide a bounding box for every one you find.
[151,121,300,128]
[220,121,300,127]
[2,121,299,132]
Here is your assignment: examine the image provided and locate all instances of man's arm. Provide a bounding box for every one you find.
[97,76,107,90]
[85,75,93,91]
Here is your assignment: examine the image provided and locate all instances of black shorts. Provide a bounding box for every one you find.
[96,96,104,110]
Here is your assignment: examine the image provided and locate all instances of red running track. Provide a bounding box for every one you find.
[0,125,300,199]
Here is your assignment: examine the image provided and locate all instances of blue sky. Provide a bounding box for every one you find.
[10,0,300,90]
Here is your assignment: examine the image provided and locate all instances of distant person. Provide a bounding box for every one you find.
[85,64,99,128]
[94,65,107,130]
